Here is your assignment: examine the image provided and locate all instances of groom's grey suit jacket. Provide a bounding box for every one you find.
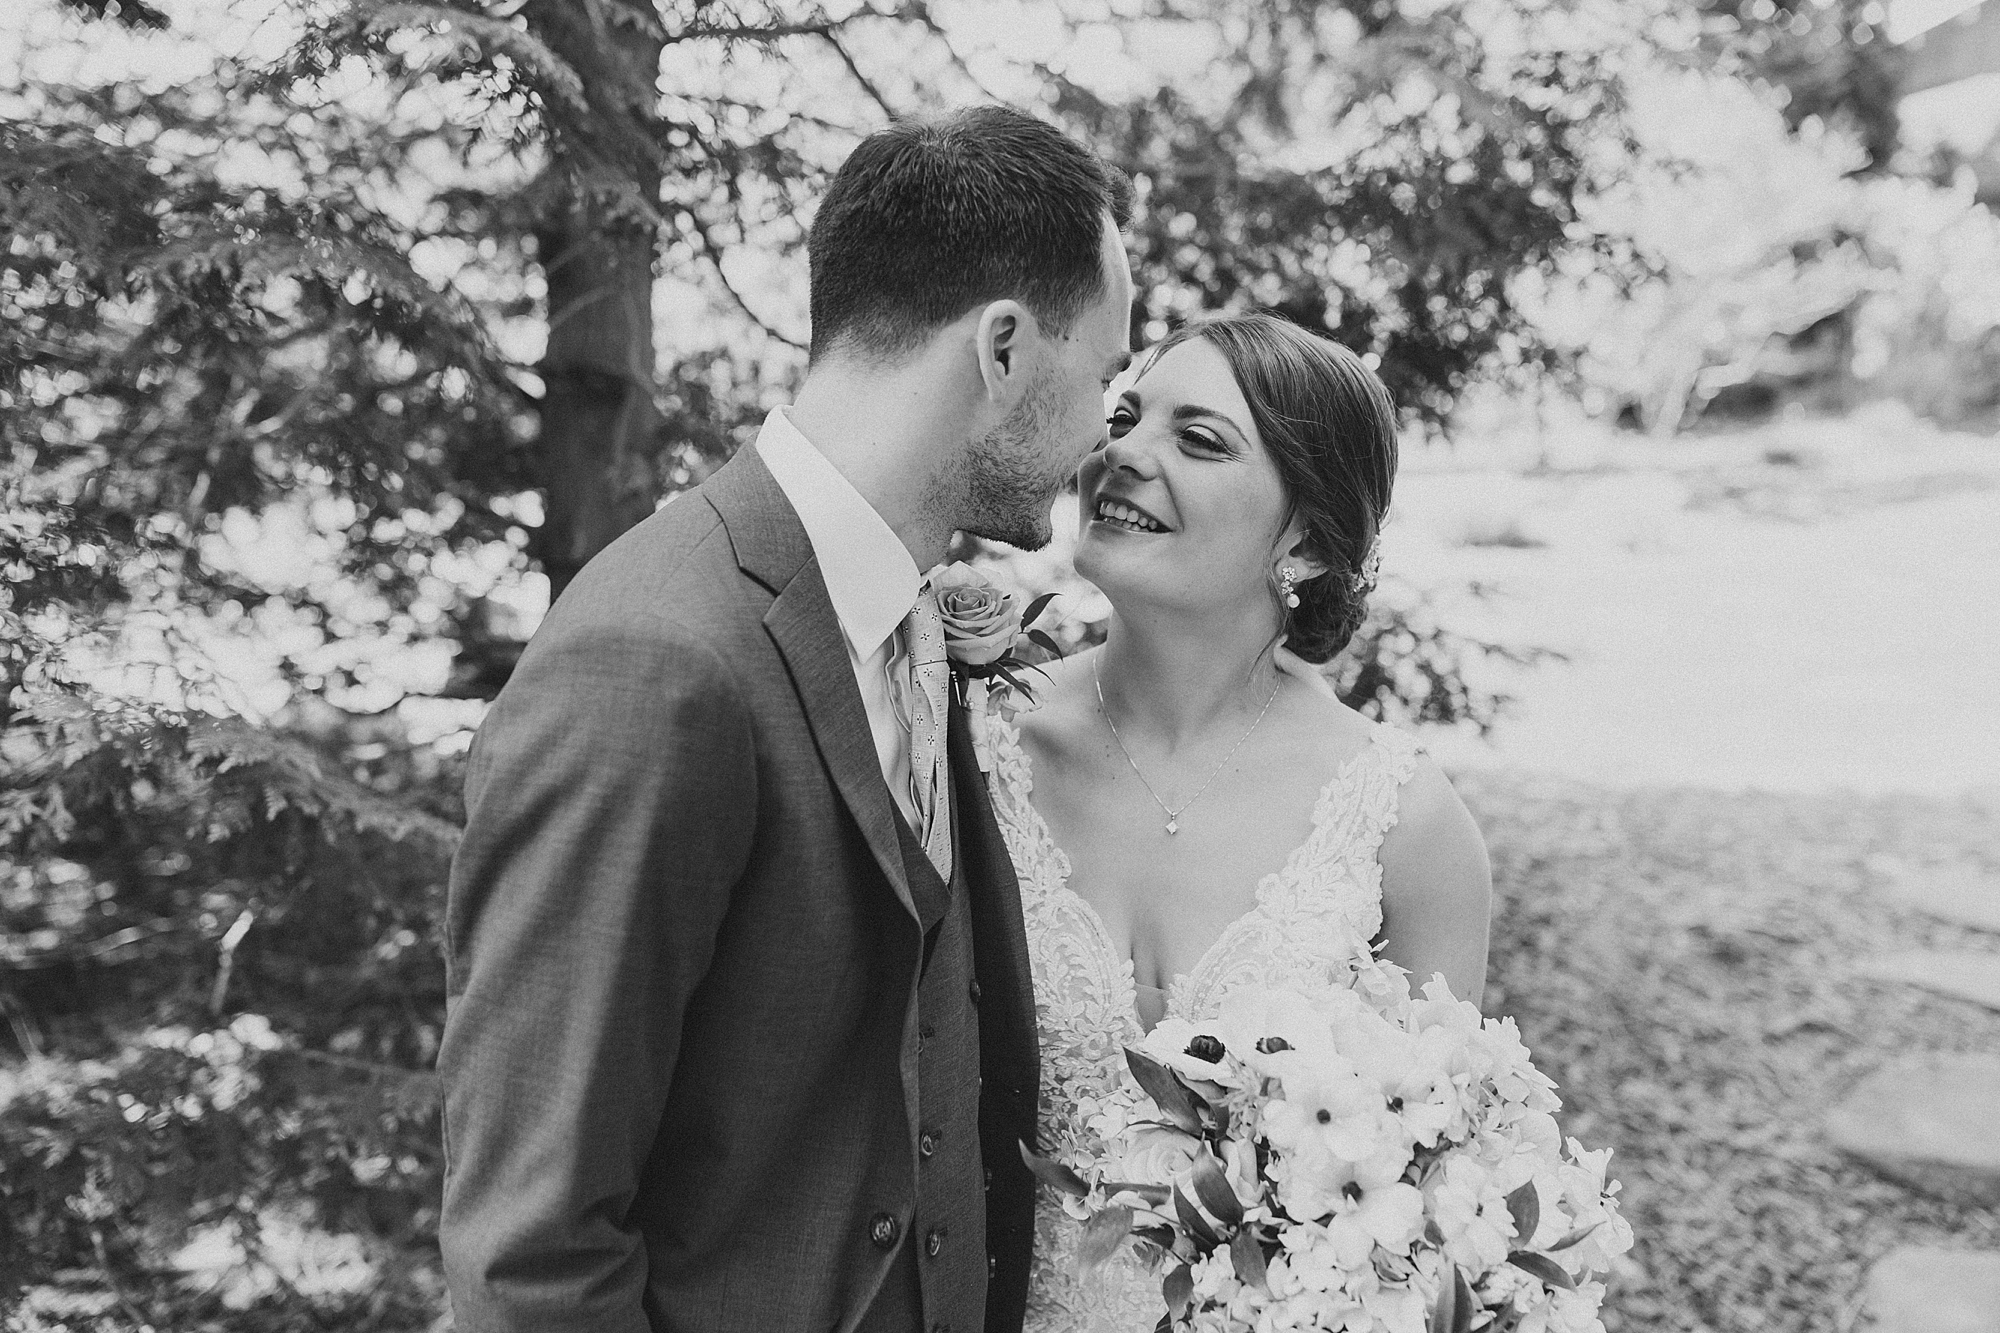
[439,446,1040,1333]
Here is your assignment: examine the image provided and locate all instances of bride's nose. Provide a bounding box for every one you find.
[1098,423,1163,479]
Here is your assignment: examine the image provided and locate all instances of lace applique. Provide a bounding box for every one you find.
[987,714,1162,1333]
[1168,726,1419,1023]
[986,714,1422,1333]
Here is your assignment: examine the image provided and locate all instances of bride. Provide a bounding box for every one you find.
[985,312,1494,1331]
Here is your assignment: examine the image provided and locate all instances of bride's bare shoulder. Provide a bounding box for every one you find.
[1268,671,1380,768]
[1010,646,1103,762]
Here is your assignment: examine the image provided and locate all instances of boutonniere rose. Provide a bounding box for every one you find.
[927,562,1062,771]
[931,563,1020,665]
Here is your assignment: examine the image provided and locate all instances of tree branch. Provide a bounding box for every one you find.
[899,0,1010,104]
[666,2,931,49]
[824,32,896,119]
[683,212,807,350]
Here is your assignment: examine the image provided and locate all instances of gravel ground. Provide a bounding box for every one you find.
[1460,770,2000,1331]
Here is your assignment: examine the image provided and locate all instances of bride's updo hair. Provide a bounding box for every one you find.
[1148,312,1398,664]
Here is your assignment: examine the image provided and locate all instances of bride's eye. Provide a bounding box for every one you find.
[1180,426,1226,453]
[1106,407,1137,435]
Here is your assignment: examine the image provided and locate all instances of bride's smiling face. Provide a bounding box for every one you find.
[1074,337,1293,617]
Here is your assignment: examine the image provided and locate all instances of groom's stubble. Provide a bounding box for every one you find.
[956,361,1076,552]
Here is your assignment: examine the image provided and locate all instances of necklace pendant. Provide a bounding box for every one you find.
[1165,819,1179,835]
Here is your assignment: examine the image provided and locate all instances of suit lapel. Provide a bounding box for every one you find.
[705,449,918,924]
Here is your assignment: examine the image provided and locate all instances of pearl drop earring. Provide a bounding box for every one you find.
[1279,566,1300,609]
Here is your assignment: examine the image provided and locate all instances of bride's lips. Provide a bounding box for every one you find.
[1088,490,1173,535]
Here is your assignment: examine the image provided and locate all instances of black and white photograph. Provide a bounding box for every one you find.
[2,1,1997,1331]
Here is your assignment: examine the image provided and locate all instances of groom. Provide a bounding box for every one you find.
[439,106,1133,1333]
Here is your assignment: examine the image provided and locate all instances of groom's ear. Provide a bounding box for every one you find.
[974,299,1036,401]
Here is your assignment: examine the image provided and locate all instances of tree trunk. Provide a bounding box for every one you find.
[522,0,667,601]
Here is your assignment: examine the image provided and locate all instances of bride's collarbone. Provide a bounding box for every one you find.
[1026,755,1339,983]
[1015,667,1385,981]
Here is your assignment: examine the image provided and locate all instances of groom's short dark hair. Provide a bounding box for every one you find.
[808,105,1133,362]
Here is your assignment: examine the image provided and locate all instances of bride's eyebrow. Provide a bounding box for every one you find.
[1171,403,1249,447]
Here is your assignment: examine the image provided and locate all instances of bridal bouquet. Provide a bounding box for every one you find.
[1023,980,1632,1333]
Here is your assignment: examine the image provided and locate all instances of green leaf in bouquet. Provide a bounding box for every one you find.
[1504,1181,1540,1245]
[1427,1266,1458,1333]
[1018,1140,1088,1197]
[1103,1179,1173,1206]
[1080,1204,1135,1270]
[1026,628,1061,658]
[1546,1222,1602,1253]
[1126,1048,1205,1133]
[1172,1183,1222,1247]
[1023,592,1057,628]
[1229,1226,1269,1291]
[1190,1150,1244,1226]
[1162,1262,1194,1319]
[1507,1250,1579,1291]
[1428,1265,1477,1333]
[1424,1219,1446,1247]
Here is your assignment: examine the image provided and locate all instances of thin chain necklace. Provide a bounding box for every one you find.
[1093,653,1281,836]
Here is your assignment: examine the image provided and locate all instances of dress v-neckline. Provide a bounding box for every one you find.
[1009,726,1391,1029]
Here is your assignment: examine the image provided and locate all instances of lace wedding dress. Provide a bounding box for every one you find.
[985,711,1422,1333]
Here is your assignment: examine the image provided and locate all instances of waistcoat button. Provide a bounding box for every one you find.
[968,979,981,1005]
[925,1226,946,1258]
[931,1324,951,1333]
[919,1129,939,1158]
[869,1213,899,1249]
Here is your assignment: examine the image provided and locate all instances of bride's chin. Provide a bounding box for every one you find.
[1072,542,1153,599]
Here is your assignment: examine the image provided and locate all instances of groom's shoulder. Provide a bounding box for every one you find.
[531,487,763,658]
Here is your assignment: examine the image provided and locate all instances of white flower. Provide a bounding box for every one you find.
[1551,1139,1635,1273]
[1322,1179,1426,1271]
[1102,1123,1200,1188]
[1428,1156,1517,1270]
[1135,1016,1246,1089]
[1510,1278,1609,1333]
[1262,1055,1412,1220]
[1215,988,1338,1071]
[1360,1279,1428,1333]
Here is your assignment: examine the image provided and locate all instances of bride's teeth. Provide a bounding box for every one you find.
[1096,499,1163,532]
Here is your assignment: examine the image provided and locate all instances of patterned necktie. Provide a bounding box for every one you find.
[902,587,953,879]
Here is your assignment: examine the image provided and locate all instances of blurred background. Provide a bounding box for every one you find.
[3,0,1998,1329]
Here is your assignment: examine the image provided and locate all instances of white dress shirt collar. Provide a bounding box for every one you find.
[755,406,922,661]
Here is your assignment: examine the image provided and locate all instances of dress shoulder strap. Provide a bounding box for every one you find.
[1283,723,1424,884]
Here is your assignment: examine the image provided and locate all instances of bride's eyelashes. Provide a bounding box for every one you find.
[1179,424,1230,454]
[1104,405,1235,456]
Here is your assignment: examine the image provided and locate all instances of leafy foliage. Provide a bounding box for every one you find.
[1692,0,1902,172]
[1,693,457,1328]
[1051,0,1650,425]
